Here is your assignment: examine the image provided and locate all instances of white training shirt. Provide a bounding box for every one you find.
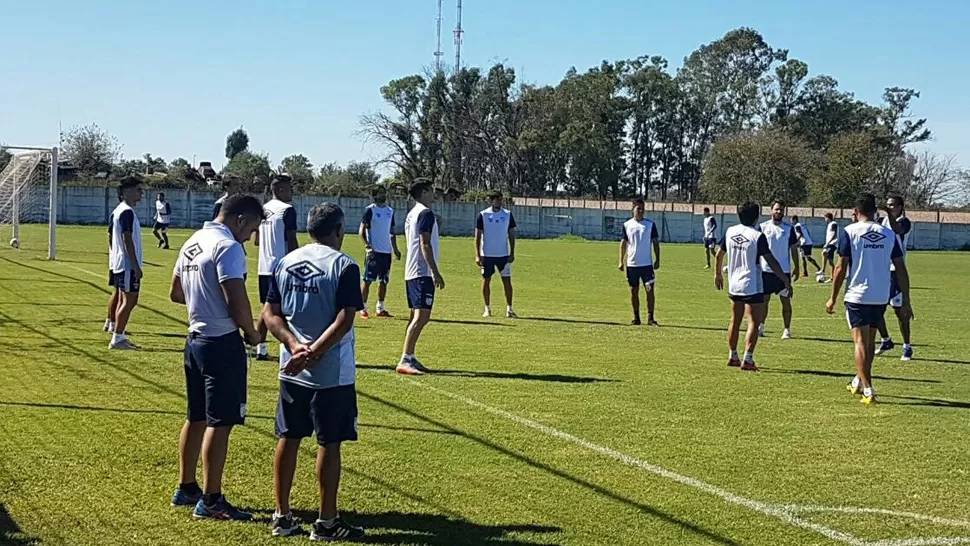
[758,220,798,273]
[174,222,248,336]
[258,199,297,276]
[109,202,143,273]
[621,218,659,267]
[825,221,839,247]
[703,216,718,239]
[881,215,912,267]
[838,221,904,305]
[720,224,771,297]
[476,207,517,257]
[155,200,172,224]
[361,204,395,254]
[404,203,439,280]
[795,222,814,246]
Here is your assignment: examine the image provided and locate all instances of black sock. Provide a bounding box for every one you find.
[179,482,202,495]
[203,493,221,505]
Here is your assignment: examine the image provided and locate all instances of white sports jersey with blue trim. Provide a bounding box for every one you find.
[838,221,903,305]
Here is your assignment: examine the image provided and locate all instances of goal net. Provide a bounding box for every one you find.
[0,146,58,260]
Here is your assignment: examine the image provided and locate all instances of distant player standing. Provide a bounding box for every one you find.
[169,194,264,520]
[826,193,911,405]
[475,190,517,318]
[758,200,800,340]
[108,176,144,350]
[618,198,661,326]
[255,175,299,361]
[715,202,791,371]
[702,207,718,269]
[153,192,172,249]
[261,203,365,540]
[821,213,839,281]
[397,180,444,376]
[875,194,915,360]
[359,186,401,319]
[211,178,235,221]
[791,215,823,279]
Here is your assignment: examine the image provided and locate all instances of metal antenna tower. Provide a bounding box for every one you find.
[434,0,444,73]
[454,0,464,71]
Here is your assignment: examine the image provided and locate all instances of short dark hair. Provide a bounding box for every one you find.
[791,215,800,223]
[371,185,387,198]
[117,176,141,199]
[738,202,760,225]
[703,207,710,214]
[855,193,878,217]
[307,203,345,239]
[158,192,165,199]
[409,179,433,199]
[220,194,265,220]
[487,190,503,202]
[888,193,905,208]
[632,197,645,207]
[771,199,786,209]
[824,212,834,220]
[271,174,292,192]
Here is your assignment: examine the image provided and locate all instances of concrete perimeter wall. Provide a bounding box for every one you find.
[34,186,970,250]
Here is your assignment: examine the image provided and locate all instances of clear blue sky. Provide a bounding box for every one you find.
[2,0,968,171]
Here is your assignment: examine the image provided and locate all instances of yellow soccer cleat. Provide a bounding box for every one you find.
[861,395,877,406]
[846,383,862,396]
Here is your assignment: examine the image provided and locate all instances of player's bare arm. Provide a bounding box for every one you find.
[420,231,444,289]
[892,257,914,321]
[508,227,516,263]
[285,229,299,254]
[391,233,401,260]
[652,236,661,270]
[618,239,627,270]
[789,244,800,281]
[222,278,260,345]
[261,302,311,374]
[714,247,726,290]
[474,228,483,266]
[359,222,371,253]
[826,256,849,314]
[169,275,185,305]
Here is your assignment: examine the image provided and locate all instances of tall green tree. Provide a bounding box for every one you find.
[279,154,315,189]
[807,132,879,208]
[222,151,271,192]
[225,127,250,160]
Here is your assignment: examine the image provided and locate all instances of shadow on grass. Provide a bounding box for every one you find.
[432,319,512,327]
[355,365,618,384]
[290,510,561,546]
[658,324,726,333]
[799,336,931,348]
[913,357,970,366]
[0,400,274,421]
[880,395,970,410]
[0,504,41,546]
[759,368,941,384]
[516,316,620,327]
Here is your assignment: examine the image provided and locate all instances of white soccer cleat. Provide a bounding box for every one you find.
[395,360,425,376]
[109,339,140,351]
[482,309,491,318]
[781,329,791,340]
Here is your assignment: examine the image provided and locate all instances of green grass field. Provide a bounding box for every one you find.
[2,224,970,546]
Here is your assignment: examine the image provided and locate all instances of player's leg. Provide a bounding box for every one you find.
[398,279,434,374]
[895,307,913,360]
[629,284,641,325]
[726,299,744,366]
[376,281,390,316]
[360,280,372,318]
[153,223,163,247]
[806,255,821,272]
[161,226,170,249]
[742,301,763,370]
[705,244,712,269]
[360,255,377,318]
[402,309,431,359]
[501,275,515,318]
[780,294,793,337]
[875,314,894,355]
[105,286,119,332]
[255,276,271,359]
[760,290,772,337]
[482,276,492,317]
[173,337,206,508]
[272,380,312,536]
[309,384,363,540]
[110,273,140,349]
[645,276,658,326]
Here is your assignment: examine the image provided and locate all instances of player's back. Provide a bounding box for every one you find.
[175,222,245,335]
[796,222,813,245]
[723,224,765,296]
[258,199,295,276]
[703,216,717,239]
[840,221,900,305]
[825,221,839,247]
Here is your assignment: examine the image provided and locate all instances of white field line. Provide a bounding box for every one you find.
[391,375,970,546]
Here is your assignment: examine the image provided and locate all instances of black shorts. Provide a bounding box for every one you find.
[626,266,655,287]
[703,237,717,249]
[363,252,392,284]
[481,256,511,279]
[110,270,140,293]
[406,277,435,310]
[845,303,887,329]
[107,269,113,287]
[823,245,836,261]
[258,274,273,304]
[889,273,903,308]
[153,221,169,231]
[800,245,814,257]
[729,293,764,305]
[184,331,248,427]
[275,382,358,445]
[761,271,790,297]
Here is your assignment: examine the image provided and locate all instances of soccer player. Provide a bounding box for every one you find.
[153,192,172,249]
[821,213,839,281]
[169,194,264,520]
[108,176,144,350]
[397,180,444,376]
[211,178,235,220]
[618,198,661,326]
[715,202,791,371]
[475,190,517,318]
[359,186,401,319]
[875,194,915,360]
[791,215,822,278]
[702,207,718,269]
[758,200,800,340]
[104,197,122,335]
[261,203,365,540]
[826,193,911,405]
[254,175,298,361]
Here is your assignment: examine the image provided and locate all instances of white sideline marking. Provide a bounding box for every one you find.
[391,375,970,546]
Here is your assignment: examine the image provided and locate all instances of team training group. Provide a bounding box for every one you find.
[99,174,914,540]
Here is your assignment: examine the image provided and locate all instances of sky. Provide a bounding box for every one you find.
[2,0,968,172]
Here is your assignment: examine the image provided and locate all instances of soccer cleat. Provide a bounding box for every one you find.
[192,495,253,521]
[861,395,877,406]
[631,317,642,326]
[163,244,170,250]
[376,310,393,318]
[256,354,271,362]
[728,358,742,368]
[757,324,766,338]
[272,513,302,537]
[359,310,370,320]
[157,240,164,249]
[740,361,759,372]
[901,346,914,361]
[310,518,365,541]
[171,488,202,507]
[109,339,140,350]
[704,265,711,269]
[875,339,895,355]
[410,358,431,373]
[846,383,862,396]
[482,309,492,318]
[506,310,518,319]
[647,319,660,327]
[781,329,791,340]
[395,360,425,376]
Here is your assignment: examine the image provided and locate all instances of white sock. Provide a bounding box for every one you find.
[729,349,739,360]
[376,300,385,312]
[882,337,892,343]
[258,343,268,356]
[361,302,369,313]
[507,305,513,313]
[108,321,116,333]
[863,387,874,398]
[851,376,860,388]
[274,510,291,519]
[484,305,491,312]
[743,351,754,363]
[111,333,126,344]
[903,343,912,350]
[317,516,338,528]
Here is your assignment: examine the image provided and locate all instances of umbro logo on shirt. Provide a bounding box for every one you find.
[861,231,887,249]
[731,234,749,246]
[183,243,203,261]
[286,260,324,282]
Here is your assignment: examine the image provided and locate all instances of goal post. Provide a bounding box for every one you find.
[0,146,58,260]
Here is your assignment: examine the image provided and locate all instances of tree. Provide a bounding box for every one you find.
[222,151,271,192]
[61,123,122,176]
[225,127,250,160]
[807,132,879,208]
[279,154,315,189]
[700,129,816,205]
[904,151,963,208]
[345,161,380,187]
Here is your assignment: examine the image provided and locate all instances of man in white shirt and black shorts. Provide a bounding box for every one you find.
[359,185,401,319]
[821,213,839,282]
[108,176,144,350]
[475,190,517,318]
[254,175,299,361]
[702,207,718,269]
[758,200,800,340]
[153,192,172,249]
[618,198,661,326]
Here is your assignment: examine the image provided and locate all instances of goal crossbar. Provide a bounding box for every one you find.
[0,146,58,260]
